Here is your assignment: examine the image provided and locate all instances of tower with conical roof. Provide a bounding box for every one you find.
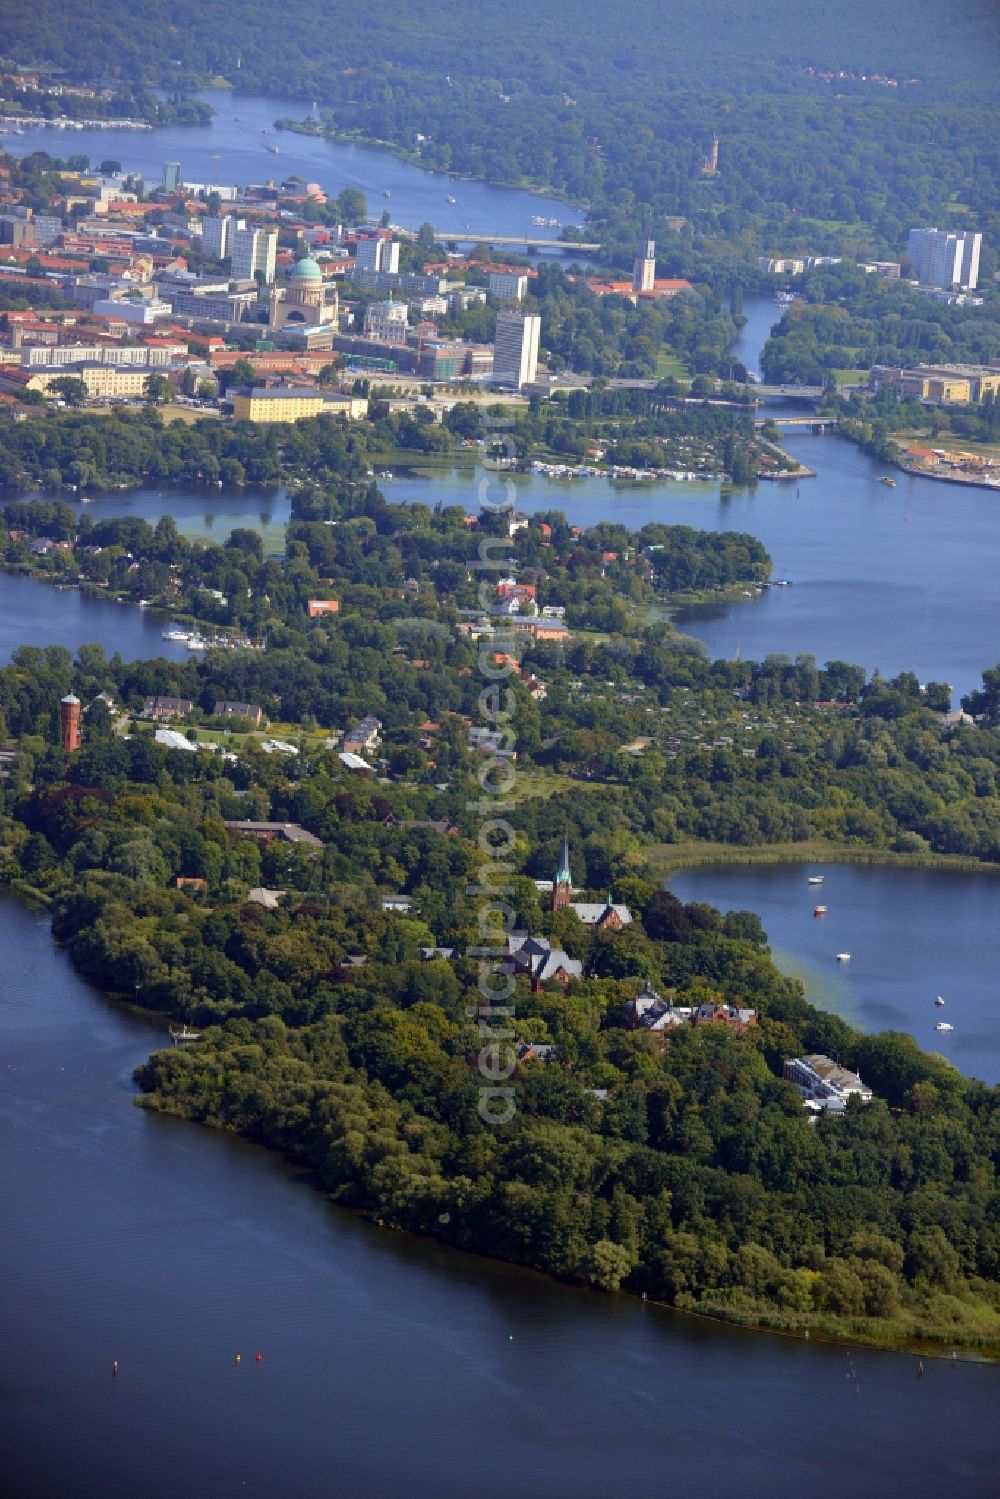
[551,837,572,910]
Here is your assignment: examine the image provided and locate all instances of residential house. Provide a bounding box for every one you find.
[621,984,690,1036]
[691,1002,757,1032]
[143,695,192,720]
[213,699,264,726]
[783,1054,873,1112]
[343,715,382,755]
[222,820,324,847]
[568,900,632,931]
[507,935,583,990]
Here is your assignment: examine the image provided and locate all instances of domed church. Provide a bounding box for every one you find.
[269,254,339,334]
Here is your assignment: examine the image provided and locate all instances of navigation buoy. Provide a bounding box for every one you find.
[255,1352,263,1362]
[112,1360,119,1376]
[235,1353,241,1364]
[508,1334,514,1341]
[917,1359,924,1377]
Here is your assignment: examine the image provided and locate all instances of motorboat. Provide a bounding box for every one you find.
[935,995,945,1006]
[813,905,828,916]
[447,194,457,204]
[836,952,851,962]
[186,636,209,651]
[935,1022,954,1033]
[169,1025,201,1043]
[162,628,191,642]
[808,876,824,885]
[879,475,897,488]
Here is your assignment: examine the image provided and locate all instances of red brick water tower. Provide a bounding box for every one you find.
[60,692,81,753]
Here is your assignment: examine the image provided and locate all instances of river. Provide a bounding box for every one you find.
[668,864,1000,1087]
[14,421,1000,698]
[15,284,1000,697]
[3,89,577,243]
[0,896,995,1498]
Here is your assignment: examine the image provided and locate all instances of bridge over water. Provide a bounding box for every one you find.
[753,414,837,428]
[442,232,601,253]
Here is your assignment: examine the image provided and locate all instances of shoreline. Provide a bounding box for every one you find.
[273,116,588,215]
[135,1078,999,1360]
[648,840,1000,877]
[0,869,993,1363]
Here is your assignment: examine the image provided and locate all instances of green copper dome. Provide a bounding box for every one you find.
[289,256,322,281]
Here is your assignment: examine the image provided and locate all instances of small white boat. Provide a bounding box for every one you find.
[162,628,191,642]
[836,952,851,962]
[447,194,457,204]
[169,1025,201,1043]
[935,1022,954,1033]
[186,636,208,651]
[808,876,824,885]
[935,995,945,1007]
[813,905,828,916]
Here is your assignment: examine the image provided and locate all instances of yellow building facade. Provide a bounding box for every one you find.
[233,388,327,424]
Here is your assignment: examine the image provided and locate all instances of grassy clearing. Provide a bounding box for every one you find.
[508,768,604,803]
[833,369,868,385]
[656,351,691,382]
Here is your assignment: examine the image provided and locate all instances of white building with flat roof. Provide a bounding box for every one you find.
[783,1054,874,1112]
[230,223,278,284]
[492,310,541,388]
[200,214,231,260]
[489,270,529,302]
[907,228,981,290]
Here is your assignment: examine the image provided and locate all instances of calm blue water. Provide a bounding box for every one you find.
[4,89,576,241]
[0,897,996,1499]
[0,572,189,665]
[668,864,1000,1086]
[7,296,1000,694]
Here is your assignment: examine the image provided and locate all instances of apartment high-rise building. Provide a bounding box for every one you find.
[632,239,656,294]
[201,214,231,261]
[161,162,182,193]
[355,233,399,275]
[230,223,278,284]
[492,310,541,388]
[488,270,529,302]
[907,227,982,290]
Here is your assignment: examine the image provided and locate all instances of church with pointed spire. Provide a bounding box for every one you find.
[551,837,572,910]
[549,835,634,930]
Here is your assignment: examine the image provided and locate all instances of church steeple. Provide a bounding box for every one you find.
[552,837,572,910]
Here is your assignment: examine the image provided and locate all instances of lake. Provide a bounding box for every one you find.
[0,571,189,665]
[7,291,1000,695]
[11,405,1000,698]
[4,89,577,244]
[668,863,1000,1086]
[0,895,996,1499]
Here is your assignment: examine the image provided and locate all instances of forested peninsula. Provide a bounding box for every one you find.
[0,480,999,1356]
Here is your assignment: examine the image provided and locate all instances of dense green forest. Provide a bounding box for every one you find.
[1,630,1000,1349]
[4,4,998,264]
[761,266,1000,384]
